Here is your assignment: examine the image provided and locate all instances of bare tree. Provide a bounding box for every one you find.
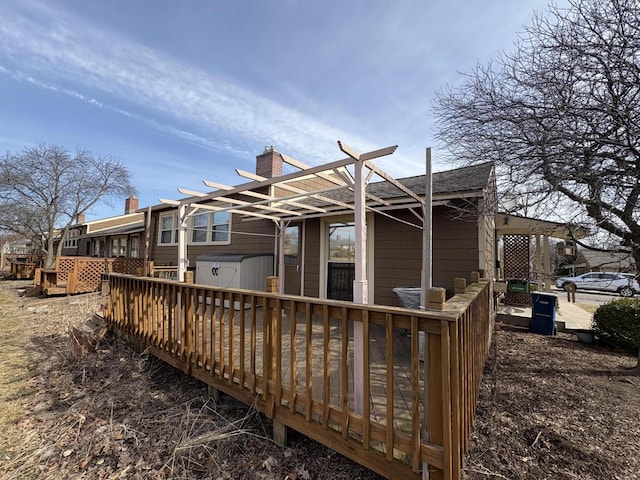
[0,144,136,267]
[433,0,640,271]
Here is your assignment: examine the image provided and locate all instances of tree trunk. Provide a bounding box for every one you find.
[45,235,56,269]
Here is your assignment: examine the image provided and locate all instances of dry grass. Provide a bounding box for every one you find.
[0,284,35,463]
[0,277,381,480]
[576,303,598,316]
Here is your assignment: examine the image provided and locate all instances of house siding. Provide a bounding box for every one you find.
[374,206,479,306]
[302,219,321,297]
[148,211,276,267]
[86,214,143,234]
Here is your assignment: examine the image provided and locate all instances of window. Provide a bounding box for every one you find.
[210,211,231,243]
[93,239,105,257]
[191,212,209,243]
[64,229,80,248]
[158,211,231,246]
[111,237,127,257]
[159,213,178,245]
[130,236,140,258]
[191,211,231,244]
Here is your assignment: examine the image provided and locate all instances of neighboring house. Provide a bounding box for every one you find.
[573,249,636,274]
[60,197,145,258]
[145,148,496,306]
[1,237,40,270]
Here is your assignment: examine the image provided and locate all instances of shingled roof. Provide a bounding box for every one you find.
[371,161,494,199]
[309,161,494,206]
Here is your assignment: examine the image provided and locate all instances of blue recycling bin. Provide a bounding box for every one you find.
[530,292,557,335]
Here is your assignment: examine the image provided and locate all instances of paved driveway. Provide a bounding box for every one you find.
[554,287,627,306]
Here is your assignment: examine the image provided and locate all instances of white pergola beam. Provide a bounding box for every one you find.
[280,153,348,187]
[178,188,207,197]
[203,180,327,213]
[364,161,424,205]
[236,169,355,211]
[193,202,281,221]
[212,194,302,216]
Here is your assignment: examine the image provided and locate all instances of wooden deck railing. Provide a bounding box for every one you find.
[6,253,44,279]
[35,256,146,295]
[103,274,492,480]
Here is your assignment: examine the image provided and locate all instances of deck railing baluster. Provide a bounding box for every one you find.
[385,313,394,461]
[289,300,297,414]
[341,307,349,439]
[304,302,312,422]
[322,304,330,429]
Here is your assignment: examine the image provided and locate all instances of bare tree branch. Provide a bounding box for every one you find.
[433,0,640,269]
[0,144,136,267]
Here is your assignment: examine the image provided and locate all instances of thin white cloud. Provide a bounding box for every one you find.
[0,0,392,168]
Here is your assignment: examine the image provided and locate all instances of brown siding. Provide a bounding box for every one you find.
[374,206,480,306]
[148,211,275,266]
[86,213,144,233]
[302,219,321,297]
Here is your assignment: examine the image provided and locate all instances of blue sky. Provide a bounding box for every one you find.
[0,0,561,220]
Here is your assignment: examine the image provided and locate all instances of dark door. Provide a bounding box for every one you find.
[327,222,355,301]
[284,224,302,295]
[327,262,355,301]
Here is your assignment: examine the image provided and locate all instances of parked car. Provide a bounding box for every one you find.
[555,272,640,297]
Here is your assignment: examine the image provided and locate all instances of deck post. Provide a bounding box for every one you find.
[272,420,288,446]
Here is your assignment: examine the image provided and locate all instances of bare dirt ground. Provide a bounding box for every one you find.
[463,324,640,480]
[1,276,639,479]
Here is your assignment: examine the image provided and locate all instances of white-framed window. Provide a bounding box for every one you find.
[64,229,80,248]
[158,211,231,245]
[191,212,209,243]
[130,236,140,258]
[93,239,105,257]
[111,237,127,257]
[159,213,178,245]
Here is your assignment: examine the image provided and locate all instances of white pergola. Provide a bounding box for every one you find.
[160,140,434,416]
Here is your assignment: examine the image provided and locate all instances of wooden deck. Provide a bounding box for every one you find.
[35,256,145,295]
[104,275,493,480]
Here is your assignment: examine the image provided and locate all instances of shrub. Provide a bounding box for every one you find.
[592,298,640,353]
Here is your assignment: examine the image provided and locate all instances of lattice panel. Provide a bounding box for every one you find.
[76,260,106,293]
[111,258,144,275]
[56,257,76,284]
[503,234,530,279]
[503,234,531,306]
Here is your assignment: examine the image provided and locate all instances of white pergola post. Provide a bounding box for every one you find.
[536,234,542,289]
[177,204,188,282]
[544,235,551,292]
[278,219,287,294]
[352,153,368,414]
[421,148,433,480]
[421,148,433,305]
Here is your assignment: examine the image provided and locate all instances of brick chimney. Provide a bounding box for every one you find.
[76,213,85,225]
[124,196,139,214]
[256,146,282,178]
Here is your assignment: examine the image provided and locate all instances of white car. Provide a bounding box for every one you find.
[555,272,639,297]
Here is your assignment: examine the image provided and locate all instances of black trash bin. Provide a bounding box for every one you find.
[392,287,422,309]
[530,292,557,335]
